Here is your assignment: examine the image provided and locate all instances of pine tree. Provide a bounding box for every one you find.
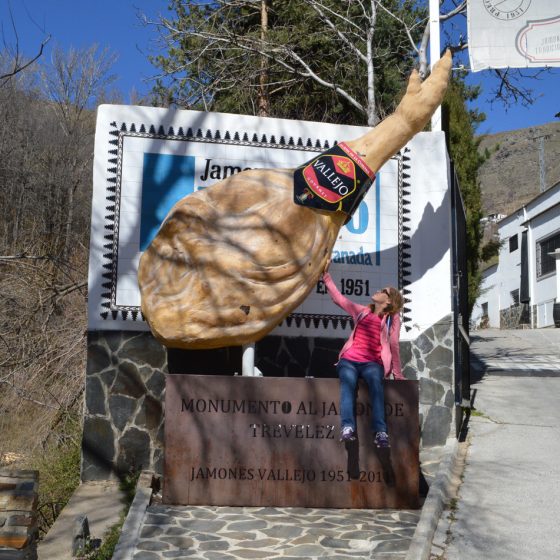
[443,76,486,313]
[150,0,426,125]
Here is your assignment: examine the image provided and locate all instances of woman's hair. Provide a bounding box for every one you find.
[370,286,404,316]
[385,287,404,315]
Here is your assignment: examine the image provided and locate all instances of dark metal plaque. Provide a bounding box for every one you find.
[164,375,419,509]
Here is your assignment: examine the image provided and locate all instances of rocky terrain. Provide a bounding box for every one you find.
[477,121,560,216]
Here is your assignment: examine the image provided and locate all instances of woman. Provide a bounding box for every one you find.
[322,264,404,448]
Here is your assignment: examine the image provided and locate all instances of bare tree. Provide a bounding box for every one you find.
[0,1,51,87]
[146,0,424,125]
[146,0,550,124]
[41,44,117,263]
[0,80,88,445]
[0,44,116,464]
[257,0,271,117]
[42,44,117,136]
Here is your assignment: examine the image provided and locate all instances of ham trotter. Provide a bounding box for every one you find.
[138,52,452,349]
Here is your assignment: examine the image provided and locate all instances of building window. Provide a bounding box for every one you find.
[509,234,518,252]
[510,289,519,306]
[481,302,488,317]
[537,232,560,277]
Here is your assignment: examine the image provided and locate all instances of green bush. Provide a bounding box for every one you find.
[79,519,124,560]
[481,239,502,262]
[77,470,140,560]
[23,406,140,557]
[25,414,82,536]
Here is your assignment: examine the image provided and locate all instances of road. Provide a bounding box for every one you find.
[431,328,560,560]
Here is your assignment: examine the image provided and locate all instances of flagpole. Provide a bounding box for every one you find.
[429,0,442,131]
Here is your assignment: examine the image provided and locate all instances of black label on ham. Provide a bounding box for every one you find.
[293,142,375,219]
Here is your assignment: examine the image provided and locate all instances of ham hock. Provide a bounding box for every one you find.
[138,52,452,349]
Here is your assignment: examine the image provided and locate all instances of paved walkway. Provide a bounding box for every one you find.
[116,445,446,560]
[38,481,125,560]
[131,505,419,559]
[431,328,560,559]
[470,327,560,375]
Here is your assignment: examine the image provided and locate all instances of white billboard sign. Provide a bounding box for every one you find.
[89,105,451,342]
[468,0,560,71]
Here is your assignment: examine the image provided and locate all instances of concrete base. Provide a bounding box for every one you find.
[408,437,468,560]
[38,482,125,560]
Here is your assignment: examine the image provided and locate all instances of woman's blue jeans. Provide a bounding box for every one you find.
[337,358,387,433]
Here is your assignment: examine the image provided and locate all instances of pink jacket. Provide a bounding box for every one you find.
[323,272,403,379]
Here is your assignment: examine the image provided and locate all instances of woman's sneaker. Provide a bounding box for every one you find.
[374,431,390,448]
[340,426,356,442]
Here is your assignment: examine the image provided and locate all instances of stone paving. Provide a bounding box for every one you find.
[132,505,420,560]
[124,446,445,560]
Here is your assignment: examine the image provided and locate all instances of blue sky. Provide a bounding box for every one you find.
[1,0,558,135]
[0,0,163,98]
[469,68,559,135]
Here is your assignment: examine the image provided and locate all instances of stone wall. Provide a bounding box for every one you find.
[532,304,538,328]
[0,469,39,560]
[82,332,167,481]
[500,303,531,329]
[401,316,455,447]
[83,315,455,480]
[83,332,241,481]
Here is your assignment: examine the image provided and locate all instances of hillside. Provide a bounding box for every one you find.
[477,121,560,216]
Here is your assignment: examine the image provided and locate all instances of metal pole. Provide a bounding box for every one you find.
[429,0,441,131]
[532,134,549,193]
[242,343,256,376]
[538,136,547,193]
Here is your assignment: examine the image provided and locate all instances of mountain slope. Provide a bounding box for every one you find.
[477,121,560,216]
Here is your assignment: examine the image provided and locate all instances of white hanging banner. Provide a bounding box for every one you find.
[468,0,560,71]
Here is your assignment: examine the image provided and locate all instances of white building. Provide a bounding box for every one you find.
[472,181,560,329]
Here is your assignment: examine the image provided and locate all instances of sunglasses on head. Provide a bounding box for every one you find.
[380,288,390,297]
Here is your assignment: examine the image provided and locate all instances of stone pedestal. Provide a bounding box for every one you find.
[0,469,39,560]
[164,375,419,509]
